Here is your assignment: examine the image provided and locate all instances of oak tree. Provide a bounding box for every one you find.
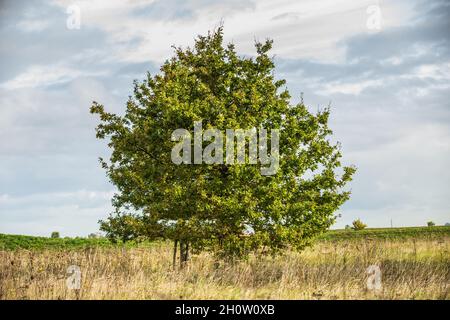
[91,27,355,265]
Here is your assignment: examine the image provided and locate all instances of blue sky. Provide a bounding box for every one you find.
[0,0,449,236]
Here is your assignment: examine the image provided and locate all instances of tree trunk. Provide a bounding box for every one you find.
[179,240,189,268]
[172,239,178,269]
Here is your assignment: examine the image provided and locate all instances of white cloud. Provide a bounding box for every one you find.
[50,0,417,63]
[0,64,108,90]
[319,79,384,95]
[0,190,114,237]
[16,19,50,32]
[0,190,114,208]
[335,122,450,228]
[411,63,450,80]
[0,77,121,157]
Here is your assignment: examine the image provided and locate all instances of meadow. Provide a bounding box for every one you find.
[0,226,449,300]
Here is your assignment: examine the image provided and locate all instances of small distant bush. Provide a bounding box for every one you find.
[445,223,450,227]
[88,233,102,239]
[427,221,435,227]
[352,219,367,231]
[50,231,60,238]
[345,225,351,230]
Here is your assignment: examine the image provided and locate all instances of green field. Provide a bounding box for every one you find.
[1,226,449,250]
[318,226,450,241]
[0,234,111,250]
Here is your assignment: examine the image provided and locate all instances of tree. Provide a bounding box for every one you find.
[352,219,367,231]
[91,27,355,265]
[427,221,435,227]
[88,233,102,239]
[51,231,60,238]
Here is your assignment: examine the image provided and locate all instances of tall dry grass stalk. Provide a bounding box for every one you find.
[1,238,448,299]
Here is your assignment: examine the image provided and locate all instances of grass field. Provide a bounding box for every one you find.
[0,226,449,300]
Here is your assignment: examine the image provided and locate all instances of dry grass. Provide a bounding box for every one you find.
[1,238,449,300]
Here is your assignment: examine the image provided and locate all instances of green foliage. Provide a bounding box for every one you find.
[50,231,60,239]
[352,219,367,231]
[0,234,149,251]
[90,27,355,258]
[427,221,435,227]
[2,227,449,250]
[318,226,450,241]
[0,233,108,250]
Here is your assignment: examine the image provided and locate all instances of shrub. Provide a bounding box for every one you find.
[352,219,367,231]
[427,221,435,227]
[50,231,60,238]
[88,233,102,239]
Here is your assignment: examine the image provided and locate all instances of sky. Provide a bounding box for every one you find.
[0,0,449,237]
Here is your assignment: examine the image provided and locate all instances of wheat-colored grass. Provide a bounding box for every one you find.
[1,238,448,299]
